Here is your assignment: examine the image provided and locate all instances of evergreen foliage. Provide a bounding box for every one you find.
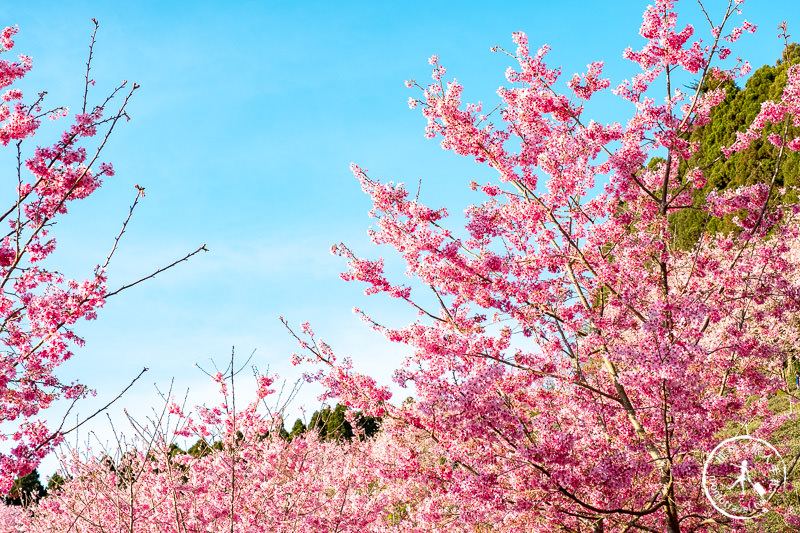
[286,403,381,442]
[187,438,223,458]
[288,418,307,440]
[5,469,45,507]
[670,43,800,248]
[45,472,67,494]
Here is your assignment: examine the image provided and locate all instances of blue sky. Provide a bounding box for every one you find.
[1,0,798,473]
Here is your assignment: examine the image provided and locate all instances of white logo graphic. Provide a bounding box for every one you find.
[702,435,787,519]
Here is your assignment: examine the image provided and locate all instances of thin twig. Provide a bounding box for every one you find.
[32,367,149,453]
[105,244,208,298]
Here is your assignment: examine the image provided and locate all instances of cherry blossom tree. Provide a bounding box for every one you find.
[0,22,204,493]
[285,0,800,530]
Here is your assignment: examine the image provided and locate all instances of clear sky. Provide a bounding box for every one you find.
[1,0,798,474]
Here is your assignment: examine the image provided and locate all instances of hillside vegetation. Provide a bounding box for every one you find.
[670,43,800,248]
